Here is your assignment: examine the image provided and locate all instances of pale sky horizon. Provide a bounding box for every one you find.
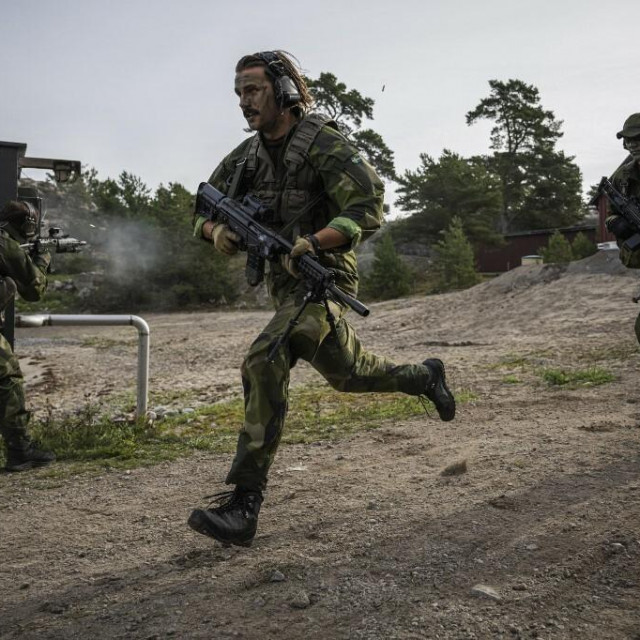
[2,0,639,215]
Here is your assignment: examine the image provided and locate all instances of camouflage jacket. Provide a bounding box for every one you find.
[0,228,49,308]
[198,113,384,299]
[610,159,640,268]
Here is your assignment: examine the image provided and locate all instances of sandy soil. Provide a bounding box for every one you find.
[1,252,640,640]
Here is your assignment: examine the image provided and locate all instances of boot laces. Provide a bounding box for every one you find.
[418,394,432,418]
[203,490,241,513]
[202,489,259,515]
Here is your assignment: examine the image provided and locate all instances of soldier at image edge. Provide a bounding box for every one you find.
[605,112,640,345]
[0,199,55,471]
[187,50,456,548]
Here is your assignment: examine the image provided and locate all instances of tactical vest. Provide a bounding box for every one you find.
[238,113,338,241]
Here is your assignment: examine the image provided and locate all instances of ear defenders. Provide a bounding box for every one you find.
[255,51,301,108]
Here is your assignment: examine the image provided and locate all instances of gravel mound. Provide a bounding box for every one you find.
[480,248,638,294]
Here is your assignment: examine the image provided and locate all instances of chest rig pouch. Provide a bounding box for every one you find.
[244,114,336,237]
[229,114,337,286]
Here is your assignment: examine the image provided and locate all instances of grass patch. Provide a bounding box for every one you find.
[486,353,531,371]
[16,291,77,313]
[540,367,615,388]
[502,375,521,384]
[3,386,475,475]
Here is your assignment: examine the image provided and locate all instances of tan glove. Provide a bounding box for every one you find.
[212,223,241,256]
[33,250,52,273]
[281,235,317,278]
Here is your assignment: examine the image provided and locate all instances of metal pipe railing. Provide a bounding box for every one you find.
[15,314,150,417]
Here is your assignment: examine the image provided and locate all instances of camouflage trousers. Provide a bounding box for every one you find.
[226,294,431,492]
[0,333,31,449]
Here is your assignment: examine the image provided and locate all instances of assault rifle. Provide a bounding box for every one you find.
[21,226,87,254]
[195,182,370,361]
[597,176,640,254]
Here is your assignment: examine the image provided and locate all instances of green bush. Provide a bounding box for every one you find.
[361,233,413,300]
[571,232,597,260]
[540,230,573,264]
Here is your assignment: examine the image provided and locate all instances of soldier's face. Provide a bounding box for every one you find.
[624,136,640,162]
[235,66,280,133]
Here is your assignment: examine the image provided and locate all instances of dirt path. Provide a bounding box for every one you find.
[1,259,640,639]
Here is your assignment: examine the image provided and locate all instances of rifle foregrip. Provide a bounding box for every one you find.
[245,250,265,286]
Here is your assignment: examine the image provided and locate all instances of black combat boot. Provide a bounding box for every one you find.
[5,440,56,472]
[187,486,263,547]
[422,358,456,422]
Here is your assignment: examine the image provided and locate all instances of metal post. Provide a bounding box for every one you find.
[16,314,151,417]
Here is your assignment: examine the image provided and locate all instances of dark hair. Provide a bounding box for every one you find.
[235,50,313,116]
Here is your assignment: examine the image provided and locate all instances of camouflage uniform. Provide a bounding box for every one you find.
[610,159,640,265]
[607,158,640,345]
[198,115,434,492]
[607,113,640,343]
[0,226,49,450]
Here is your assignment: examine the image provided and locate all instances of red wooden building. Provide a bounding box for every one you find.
[475,224,599,273]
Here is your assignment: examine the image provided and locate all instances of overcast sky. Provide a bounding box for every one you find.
[2,0,639,213]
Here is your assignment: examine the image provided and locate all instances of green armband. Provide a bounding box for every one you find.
[327,216,362,250]
[193,215,208,239]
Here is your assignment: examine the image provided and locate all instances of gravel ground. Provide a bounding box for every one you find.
[1,254,640,640]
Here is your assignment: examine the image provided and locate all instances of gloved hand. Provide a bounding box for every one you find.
[606,215,635,241]
[212,223,241,256]
[281,235,317,278]
[32,250,52,273]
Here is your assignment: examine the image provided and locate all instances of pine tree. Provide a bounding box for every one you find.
[571,232,597,260]
[362,233,413,300]
[466,79,583,232]
[434,217,481,291]
[394,150,502,247]
[306,72,396,180]
[540,230,573,263]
